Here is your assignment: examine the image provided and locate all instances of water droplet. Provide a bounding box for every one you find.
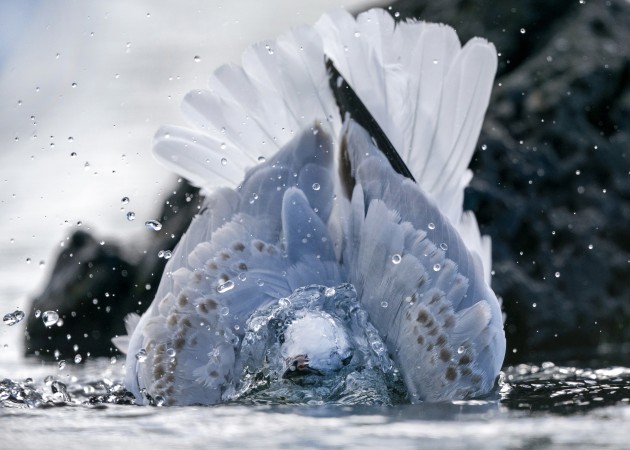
[265,45,274,55]
[70,152,77,158]
[432,59,439,64]
[238,272,247,281]
[217,280,235,293]
[353,31,361,38]
[135,348,148,362]
[154,395,165,407]
[380,301,389,308]
[257,156,266,163]
[220,142,226,150]
[162,250,172,260]
[221,157,227,166]
[39,260,45,268]
[428,222,435,230]
[324,287,336,297]
[256,279,264,287]
[58,360,66,370]
[278,298,291,308]
[35,310,41,318]
[42,311,60,327]
[520,28,526,34]
[126,211,136,221]
[71,82,77,88]
[121,197,130,204]
[193,55,201,62]
[391,254,402,264]
[145,220,162,231]
[166,348,176,358]
[312,183,320,191]
[433,263,441,272]
[440,243,448,251]
[457,346,465,354]
[74,354,82,364]
[3,310,25,326]
[26,258,31,264]
[554,272,560,278]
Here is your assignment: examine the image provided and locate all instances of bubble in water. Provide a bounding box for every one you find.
[145,220,162,231]
[256,279,265,287]
[126,211,136,221]
[433,263,441,272]
[428,222,435,230]
[324,287,336,297]
[121,197,130,204]
[42,311,59,327]
[220,306,230,316]
[312,183,320,191]
[154,395,165,406]
[440,243,448,251]
[3,310,25,326]
[166,348,176,358]
[217,280,235,293]
[35,310,41,318]
[70,152,77,158]
[220,157,227,166]
[391,254,402,264]
[457,346,465,354]
[555,272,560,278]
[58,360,66,370]
[380,301,388,308]
[193,55,201,62]
[135,348,148,362]
[257,156,266,163]
[238,272,247,281]
[74,354,82,364]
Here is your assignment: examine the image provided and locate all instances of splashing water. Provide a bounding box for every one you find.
[234,284,405,405]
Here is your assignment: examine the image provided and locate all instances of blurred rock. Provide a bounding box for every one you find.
[24,181,202,360]
[393,0,630,363]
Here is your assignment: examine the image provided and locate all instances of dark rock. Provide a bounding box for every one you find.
[24,230,137,360]
[24,181,202,360]
[392,0,630,363]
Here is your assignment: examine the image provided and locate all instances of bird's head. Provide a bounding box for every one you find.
[280,310,354,383]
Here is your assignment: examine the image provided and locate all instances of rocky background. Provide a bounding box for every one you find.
[24,0,630,366]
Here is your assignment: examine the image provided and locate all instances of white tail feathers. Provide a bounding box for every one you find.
[153,7,497,280]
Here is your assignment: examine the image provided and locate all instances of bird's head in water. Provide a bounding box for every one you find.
[280,310,354,383]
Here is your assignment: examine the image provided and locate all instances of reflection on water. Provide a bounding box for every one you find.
[502,363,630,414]
[2,358,630,448]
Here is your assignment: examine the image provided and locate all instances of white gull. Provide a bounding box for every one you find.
[113,8,506,406]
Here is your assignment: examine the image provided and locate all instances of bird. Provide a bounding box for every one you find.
[113,7,506,406]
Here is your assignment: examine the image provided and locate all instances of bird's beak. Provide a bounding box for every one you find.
[282,354,323,379]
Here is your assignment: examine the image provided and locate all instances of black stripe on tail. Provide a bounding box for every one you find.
[325,57,416,183]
